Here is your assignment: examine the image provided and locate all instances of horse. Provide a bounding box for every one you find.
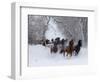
[51,39,54,43]
[55,37,61,45]
[45,39,50,44]
[63,39,74,57]
[42,39,50,46]
[74,40,82,56]
[50,45,58,53]
[50,41,58,53]
[41,39,46,46]
[59,39,67,54]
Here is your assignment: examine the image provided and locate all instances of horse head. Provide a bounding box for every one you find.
[69,39,74,46]
[78,40,82,47]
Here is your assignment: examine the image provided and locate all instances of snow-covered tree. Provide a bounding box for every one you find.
[28,15,88,47]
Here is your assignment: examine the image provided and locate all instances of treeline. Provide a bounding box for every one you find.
[28,15,88,46]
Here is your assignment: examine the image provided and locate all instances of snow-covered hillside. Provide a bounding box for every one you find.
[29,45,88,67]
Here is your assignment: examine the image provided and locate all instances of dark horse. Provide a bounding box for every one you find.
[42,39,50,46]
[60,39,67,54]
[50,40,58,53]
[74,40,82,56]
[50,45,58,53]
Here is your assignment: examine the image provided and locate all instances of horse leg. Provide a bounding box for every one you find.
[75,51,78,56]
[71,53,72,57]
[63,51,65,57]
[66,52,68,56]
[65,52,68,57]
[50,48,53,54]
[73,51,76,56]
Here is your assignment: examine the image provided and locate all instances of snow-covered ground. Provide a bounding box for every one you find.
[29,45,88,67]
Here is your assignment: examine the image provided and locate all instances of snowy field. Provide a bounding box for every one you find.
[29,45,88,67]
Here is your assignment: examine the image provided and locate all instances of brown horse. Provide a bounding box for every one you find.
[63,39,74,57]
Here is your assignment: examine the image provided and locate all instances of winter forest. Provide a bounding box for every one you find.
[28,15,88,66]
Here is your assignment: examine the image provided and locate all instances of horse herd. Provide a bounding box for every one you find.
[41,37,82,58]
